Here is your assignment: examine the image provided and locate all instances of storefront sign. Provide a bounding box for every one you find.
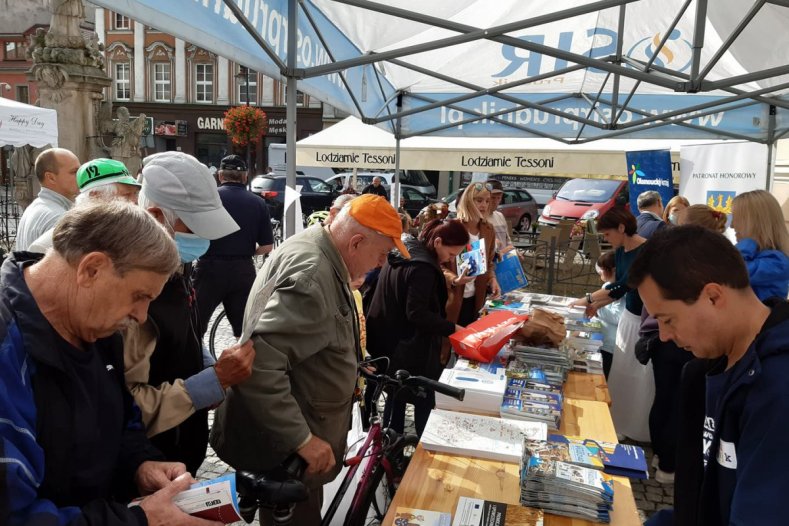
[155,120,188,137]
[197,116,226,131]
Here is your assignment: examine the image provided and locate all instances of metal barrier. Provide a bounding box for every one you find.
[0,185,21,256]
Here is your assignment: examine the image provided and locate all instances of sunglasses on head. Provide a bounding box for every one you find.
[472,182,494,192]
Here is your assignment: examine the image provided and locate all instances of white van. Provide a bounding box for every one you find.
[326,170,436,197]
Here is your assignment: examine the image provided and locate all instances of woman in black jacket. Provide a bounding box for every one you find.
[366,218,469,435]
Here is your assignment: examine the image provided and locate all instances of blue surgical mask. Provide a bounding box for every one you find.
[668,213,678,225]
[174,232,210,263]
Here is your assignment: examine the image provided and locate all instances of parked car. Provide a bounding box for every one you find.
[400,187,437,217]
[441,186,539,233]
[539,178,629,226]
[250,175,339,220]
[327,170,436,197]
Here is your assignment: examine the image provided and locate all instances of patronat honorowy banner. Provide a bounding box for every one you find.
[679,142,768,228]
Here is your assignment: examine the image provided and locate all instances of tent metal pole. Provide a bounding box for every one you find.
[576,73,613,140]
[766,105,777,190]
[613,0,692,124]
[622,56,789,111]
[303,0,637,78]
[393,93,403,209]
[370,68,399,134]
[581,101,765,142]
[299,2,367,118]
[610,3,628,125]
[702,65,789,91]
[387,58,603,129]
[614,81,789,130]
[696,0,765,83]
[689,0,708,90]
[594,96,765,142]
[369,65,586,125]
[220,0,287,72]
[285,0,298,239]
[401,96,570,143]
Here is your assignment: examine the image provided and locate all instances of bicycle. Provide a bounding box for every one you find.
[236,358,465,526]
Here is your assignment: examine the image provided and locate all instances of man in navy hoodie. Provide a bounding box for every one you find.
[630,225,789,526]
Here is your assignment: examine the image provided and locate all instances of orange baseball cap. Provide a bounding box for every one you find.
[347,194,410,258]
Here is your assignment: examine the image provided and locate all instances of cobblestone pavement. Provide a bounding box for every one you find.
[199,309,672,524]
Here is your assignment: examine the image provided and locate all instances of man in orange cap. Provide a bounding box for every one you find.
[210,194,406,525]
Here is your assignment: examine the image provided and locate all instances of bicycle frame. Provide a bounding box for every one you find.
[320,415,387,526]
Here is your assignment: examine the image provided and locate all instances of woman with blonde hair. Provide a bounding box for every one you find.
[662,195,690,224]
[677,204,727,233]
[731,189,789,300]
[444,183,501,326]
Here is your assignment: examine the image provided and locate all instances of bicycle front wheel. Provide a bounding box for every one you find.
[345,434,419,526]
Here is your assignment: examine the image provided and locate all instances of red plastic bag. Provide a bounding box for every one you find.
[450,311,529,363]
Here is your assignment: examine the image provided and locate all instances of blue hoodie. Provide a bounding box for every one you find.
[648,300,789,526]
[736,238,789,301]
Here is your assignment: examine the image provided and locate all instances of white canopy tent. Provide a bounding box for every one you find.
[95,0,789,235]
[0,97,58,148]
[297,115,722,179]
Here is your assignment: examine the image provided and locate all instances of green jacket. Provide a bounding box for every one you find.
[210,226,360,486]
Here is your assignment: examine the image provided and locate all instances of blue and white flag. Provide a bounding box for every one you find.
[625,150,674,216]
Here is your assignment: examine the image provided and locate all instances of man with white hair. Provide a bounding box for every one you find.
[15,147,80,251]
[636,190,667,239]
[27,158,141,253]
[125,152,255,475]
[211,194,407,525]
[0,201,219,525]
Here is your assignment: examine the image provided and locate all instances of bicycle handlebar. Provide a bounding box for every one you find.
[359,361,465,402]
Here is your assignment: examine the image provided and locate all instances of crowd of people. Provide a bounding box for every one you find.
[3,149,789,526]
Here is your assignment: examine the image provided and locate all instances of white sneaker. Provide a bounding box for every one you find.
[651,454,660,469]
[654,468,675,484]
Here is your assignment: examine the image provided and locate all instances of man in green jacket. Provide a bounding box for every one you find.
[210,194,408,525]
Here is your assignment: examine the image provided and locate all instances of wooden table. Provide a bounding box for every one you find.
[565,371,611,406]
[383,391,639,525]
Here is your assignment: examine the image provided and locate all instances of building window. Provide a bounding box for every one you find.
[283,85,305,106]
[153,63,171,102]
[114,13,131,30]
[4,41,27,61]
[236,67,257,105]
[114,63,131,101]
[15,85,29,104]
[195,63,214,103]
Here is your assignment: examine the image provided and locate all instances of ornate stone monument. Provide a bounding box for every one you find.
[28,0,111,163]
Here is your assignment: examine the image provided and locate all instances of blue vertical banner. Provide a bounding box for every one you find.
[625,150,674,216]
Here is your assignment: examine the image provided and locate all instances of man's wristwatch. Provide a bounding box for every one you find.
[586,292,594,304]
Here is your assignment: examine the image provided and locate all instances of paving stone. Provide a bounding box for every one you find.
[638,500,656,511]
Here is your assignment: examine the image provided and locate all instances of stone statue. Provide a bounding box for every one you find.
[111,107,147,176]
[9,146,45,211]
[47,0,86,48]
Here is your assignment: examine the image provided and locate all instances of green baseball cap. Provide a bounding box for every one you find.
[77,158,141,193]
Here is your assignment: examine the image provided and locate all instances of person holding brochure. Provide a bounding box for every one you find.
[444,182,500,326]
[632,226,789,526]
[366,218,470,435]
[0,202,220,526]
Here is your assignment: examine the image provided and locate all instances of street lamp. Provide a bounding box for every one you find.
[235,66,252,187]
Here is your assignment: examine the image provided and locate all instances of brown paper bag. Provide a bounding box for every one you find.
[515,308,566,347]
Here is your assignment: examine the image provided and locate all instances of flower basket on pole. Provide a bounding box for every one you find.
[223,106,268,147]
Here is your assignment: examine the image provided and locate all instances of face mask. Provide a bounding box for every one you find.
[668,213,678,225]
[174,232,210,263]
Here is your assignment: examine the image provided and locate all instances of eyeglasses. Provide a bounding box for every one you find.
[472,182,494,192]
